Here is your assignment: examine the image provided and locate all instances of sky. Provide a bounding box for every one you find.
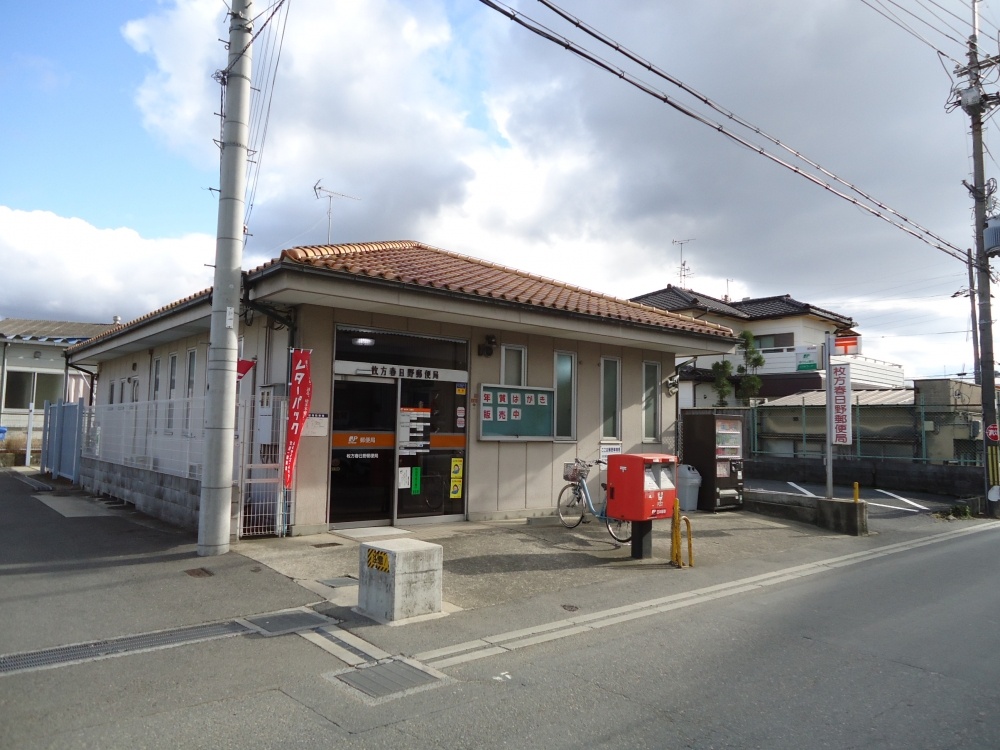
[2,0,999,381]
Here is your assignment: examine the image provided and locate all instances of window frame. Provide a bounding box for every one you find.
[642,361,661,442]
[600,356,621,441]
[500,344,526,386]
[553,351,577,441]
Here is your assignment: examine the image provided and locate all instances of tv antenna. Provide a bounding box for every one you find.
[672,238,695,288]
[313,180,360,244]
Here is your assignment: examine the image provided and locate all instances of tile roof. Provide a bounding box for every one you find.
[631,285,749,319]
[266,241,734,339]
[632,286,854,328]
[0,318,116,344]
[69,241,736,355]
[65,290,212,353]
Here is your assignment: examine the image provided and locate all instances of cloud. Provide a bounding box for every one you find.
[3,0,988,380]
[0,207,214,324]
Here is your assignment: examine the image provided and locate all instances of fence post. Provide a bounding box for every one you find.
[72,398,84,485]
[919,395,927,463]
[855,395,861,458]
[801,397,807,457]
[41,401,50,474]
[53,399,65,479]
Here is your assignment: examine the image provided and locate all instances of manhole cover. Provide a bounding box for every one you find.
[245,609,333,636]
[336,659,439,698]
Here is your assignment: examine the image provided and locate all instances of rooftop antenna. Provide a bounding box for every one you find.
[672,238,695,288]
[313,180,360,245]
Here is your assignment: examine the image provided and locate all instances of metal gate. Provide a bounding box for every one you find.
[237,394,292,538]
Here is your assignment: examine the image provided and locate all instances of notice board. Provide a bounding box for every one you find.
[478,384,555,441]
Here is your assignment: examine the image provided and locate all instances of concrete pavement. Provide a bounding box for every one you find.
[1,467,993,748]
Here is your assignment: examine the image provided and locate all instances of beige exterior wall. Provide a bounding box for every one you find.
[84,304,681,534]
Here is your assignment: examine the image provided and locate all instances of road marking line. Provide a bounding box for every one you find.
[298,631,370,666]
[417,521,1000,669]
[787,482,815,496]
[431,647,508,669]
[875,489,929,510]
[867,501,919,513]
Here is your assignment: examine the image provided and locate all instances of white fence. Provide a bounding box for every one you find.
[44,395,291,538]
[82,398,208,480]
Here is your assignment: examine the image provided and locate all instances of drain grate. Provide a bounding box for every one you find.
[336,659,440,698]
[0,621,249,676]
[244,609,334,636]
[312,542,342,548]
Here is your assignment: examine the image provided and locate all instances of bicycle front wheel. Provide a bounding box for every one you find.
[557,484,586,528]
[606,516,632,543]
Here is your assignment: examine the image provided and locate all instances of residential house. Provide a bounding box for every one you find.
[1,317,116,436]
[631,285,905,406]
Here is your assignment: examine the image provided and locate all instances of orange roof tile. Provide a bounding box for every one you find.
[270,241,732,339]
[69,240,734,356]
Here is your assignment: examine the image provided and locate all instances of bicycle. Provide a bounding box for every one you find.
[557,458,632,543]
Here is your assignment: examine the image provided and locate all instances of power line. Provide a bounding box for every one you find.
[858,0,966,63]
[243,0,291,229]
[480,0,969,264]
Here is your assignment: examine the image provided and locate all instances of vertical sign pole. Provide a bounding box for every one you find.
[825,332,833,498]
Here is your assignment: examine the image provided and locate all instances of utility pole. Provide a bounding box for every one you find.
[199,0,254,555]
[956,0,1000,516]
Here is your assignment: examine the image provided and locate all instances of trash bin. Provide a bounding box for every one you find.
[0,426,7,442]
[677,464,702,512]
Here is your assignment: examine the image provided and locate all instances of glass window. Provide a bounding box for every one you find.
[554,352,576,439]
[167,354,178,429]
[3,372,32,409]
[186,350,197,398]
[108,378,115,405]
[501,345,525,386]
[168,355,178,398]
[336,327,468,371]
[642,361,660,441]
[600,357,620,440]
[152,358,161,401]
[0,371,58,409]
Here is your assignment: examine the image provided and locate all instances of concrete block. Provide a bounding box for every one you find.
[357,539,444,624]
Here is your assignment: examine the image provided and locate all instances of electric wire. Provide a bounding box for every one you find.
[876,0,969,48]
[486,0,968,264]
[243,0,290,229]
[859,0,965,63]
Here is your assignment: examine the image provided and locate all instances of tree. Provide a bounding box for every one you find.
[711,360,733,406]
[736,330,766,405]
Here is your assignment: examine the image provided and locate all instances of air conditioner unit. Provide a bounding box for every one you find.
[970,418,983,440]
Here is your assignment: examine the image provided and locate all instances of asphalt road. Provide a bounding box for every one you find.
[745,476,965,520]
[4,467,1000,749]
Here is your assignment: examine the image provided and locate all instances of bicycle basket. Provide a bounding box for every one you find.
[563,462,589,482]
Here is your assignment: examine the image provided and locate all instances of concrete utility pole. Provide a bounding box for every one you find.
[957,0,1000,516]
[199,0,254,556]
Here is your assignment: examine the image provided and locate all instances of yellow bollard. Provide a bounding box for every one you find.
[671,497,682,567]
[682,515,694,567]
[853,482,859,503]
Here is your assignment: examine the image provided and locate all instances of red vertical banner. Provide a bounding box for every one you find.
[283,349,313,489]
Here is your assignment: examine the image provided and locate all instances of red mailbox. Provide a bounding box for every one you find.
[606,453,678,522]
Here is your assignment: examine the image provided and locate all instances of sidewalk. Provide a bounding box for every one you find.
[1,466,961,660]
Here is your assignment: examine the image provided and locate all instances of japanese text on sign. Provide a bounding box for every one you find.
[283,350,313,488]
[831,363,852,445]
[366,548,390,573]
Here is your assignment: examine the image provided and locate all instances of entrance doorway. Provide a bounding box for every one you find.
[329,376,468,525]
